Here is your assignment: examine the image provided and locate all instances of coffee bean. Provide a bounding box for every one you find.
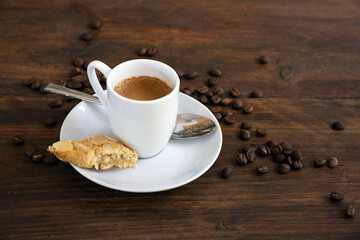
[250,90,264,98]
[200,95,208,105]
[243,143,257,153]
[72,67,83,76]
[212,95,222,105]
[274,154,286,163]
[221,111,232,117]
[204,91,214,97]
[24,78,35,86]
[72,74,87,83]
[230,88,241,98]
[246,149,256,162]
[13,136,24,145]
[241,122,252,130]
[236,153,248,165]
[67,81,82,89]
[290,150,302,161]
[185,71,198,79]
[214,112,222,122]
[258,145,271,157]
[213,87,224,95]
[137,47,147,56]
[269,144,282,155]
[83,88,94,94]
[72,57,84,68]
[82,60,89,70]
[31,153,44,163]
[209,68,222,77]
[314,157,327,167]
[285,156,293,166]
[50,99,63,108]
[175,69,184,78]
[278,163,291,174]
[221,167,232,179]
[256,128,268,137]
[82,81,92,89]
[330,192,344,201]
[332,121,345,130]
[31,80,41,90]
[182,88,192,95]
[267,140,278,148]
[89,19,102,29]
[224,115,236,125]
[24,146,36,158]
[258,55,268,64]
[293,160,302,169]
[146,46,158,57]
[232,99,243,110]
[211,106,222,113]
[197,86,209,94]
[44,118,57,127]
[280,142,293,155]
[80,32,92,41]
[207,78,217,87]
[345,205,355,218]
[328,157,338,168]
[240,129,250,140]
[44,152,59,165]
[257,165,269,174]
[221,98,232,106]
[242,104,254,114]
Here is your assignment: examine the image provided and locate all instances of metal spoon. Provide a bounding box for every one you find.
[44,83,216,139]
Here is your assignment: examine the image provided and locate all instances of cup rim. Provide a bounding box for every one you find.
[106,59,180,104]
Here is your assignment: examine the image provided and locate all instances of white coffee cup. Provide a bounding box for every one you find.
[87,59,180,158]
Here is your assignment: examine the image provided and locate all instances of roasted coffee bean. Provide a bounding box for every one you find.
[137,47,147,56]
[224,115,236,124]
[213,87,224,95]
[221,98,232,106]
[242,104,254,114]
[24,78,35,86]
[214,112,222,122]
[332,121,345,130]
[209,68,222,77]
[345,205,355,218]
[241,122,252,130]
[290,150,302,161]
[65,96,74,102]
[72,57,84,67]
[67,81,82,89]
[274,154,286,163]
[246,150,256,162]
[293,160,302,169]
[24,146,36,158]
[100,75,107,83]
[330,192,344,201]
[212,95,222,105]
[175,69,184,78]
[197,86,209,94]
[221,167,232,179]
[83,87,95,94]
[204,91,213,98]
[82,80,91,88]
[185,71,197,79]
[182,88,193,95]
[50,99,63,108]
[250,90,264,98]
[211,106,222,113]
[256,128,268,137]
[257,165,269,174]
[13,136,24,145]
[89,19,102,29]
[270,144,282,155]
[236,153,248,165]
[243,143,257,152]
[278,163,291,174]
[31,153,44,163]
[44,152,58,165]
[72,67,83,76]
[328,157,338,168]
[232,99,243,110]
[258,145,271,157]
[280,142,293,155]
[71,74,87,83]
[200,95,208,104]
[221,111,232,117]
[146,46,158,57]
[80,32,92,41]
[266,140,278,148]
[285,156,293,166]
[44,118,57,127]
[258,55,268,64]
[314,157,327,167]
[240,129,250,140]
[230,88,241,98]
[82,60,89,70]
[31,80,41,90]
[207,78,217,87]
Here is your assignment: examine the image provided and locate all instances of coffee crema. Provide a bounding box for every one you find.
[114,76,172,101]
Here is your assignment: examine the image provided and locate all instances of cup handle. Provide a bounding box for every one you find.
[87,60,112,110]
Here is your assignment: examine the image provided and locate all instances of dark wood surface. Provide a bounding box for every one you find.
[1,0,359,239]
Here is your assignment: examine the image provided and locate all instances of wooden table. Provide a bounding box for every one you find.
[1,0,359,239]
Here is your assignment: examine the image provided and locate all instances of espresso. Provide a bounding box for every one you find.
[114,76,172,101]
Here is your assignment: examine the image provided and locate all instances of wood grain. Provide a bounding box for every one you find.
[0,0,359,239]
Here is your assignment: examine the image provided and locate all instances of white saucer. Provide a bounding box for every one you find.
[60,93,222,193]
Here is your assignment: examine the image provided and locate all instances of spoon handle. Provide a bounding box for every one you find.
[44,83,101,104]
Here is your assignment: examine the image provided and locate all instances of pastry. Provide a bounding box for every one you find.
[48,135,138,170]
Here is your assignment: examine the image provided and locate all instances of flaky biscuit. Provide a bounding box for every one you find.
[48,135,138,170]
